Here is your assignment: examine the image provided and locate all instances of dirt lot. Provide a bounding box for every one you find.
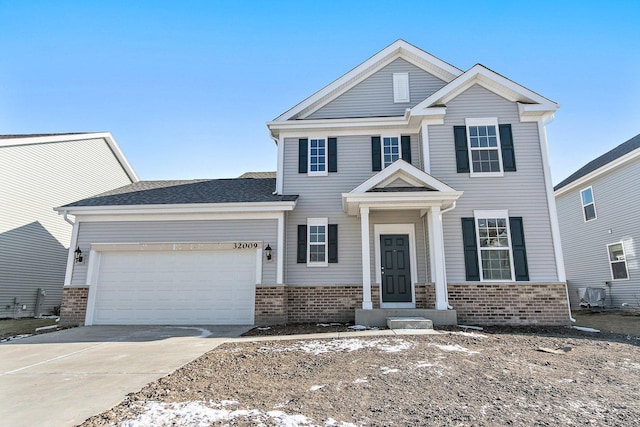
[82,315,640,427]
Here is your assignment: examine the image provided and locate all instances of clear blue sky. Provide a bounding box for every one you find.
[1,1,638,184]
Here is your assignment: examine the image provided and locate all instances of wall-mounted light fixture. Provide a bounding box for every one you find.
[265,244,272,261]
[74,246,84,264]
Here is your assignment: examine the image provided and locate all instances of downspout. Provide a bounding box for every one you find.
[62,210,74,226]
[441,201,456,309]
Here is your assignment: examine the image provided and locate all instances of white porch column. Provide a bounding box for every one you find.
[360,206,373,310]
[429,206,449,310]
[276,212,285,284]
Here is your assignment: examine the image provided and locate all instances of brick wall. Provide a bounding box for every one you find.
[448,282,569,325]
[255,286,286,325]
[59,286,89,326]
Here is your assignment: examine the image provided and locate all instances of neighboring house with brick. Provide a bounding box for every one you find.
[555,133,640,308]
[57,40,570,327]
[1,133,137,318]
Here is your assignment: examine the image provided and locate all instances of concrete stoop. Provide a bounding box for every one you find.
[355,308,457,327]
[386,316,433,329]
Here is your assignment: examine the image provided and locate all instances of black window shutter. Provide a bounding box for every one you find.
[509,217,529,281]
[461,218,480,281]
[401,135,412,164]
[454,126,470,173]
[328,137,337,173]
[499,124,516,172]
[298,139,308,174]
[371,136,382,171]
[328,224,338,263]
[297,225,307,263]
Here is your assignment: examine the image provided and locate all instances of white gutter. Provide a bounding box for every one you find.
[62,210,74,225]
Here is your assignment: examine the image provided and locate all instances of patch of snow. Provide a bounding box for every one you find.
[264,338,413,355]
[428,343,479,354]
[257,326,272,331]
[171,326,212,338]
[353,377,368,384]
[0,334,32,343]
[317,323,343,327]
[381,367,399,374]
[35,324,58,332]
[348,325,368,330]
[450,331,488,338]
[458,325,483,330]
[120,401,320,427]
[325,418,358,427]
[572,326,600,333]
[309,385,325,391]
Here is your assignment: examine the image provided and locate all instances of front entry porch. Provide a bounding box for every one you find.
[342,160,463,318]
[355,308,458,327]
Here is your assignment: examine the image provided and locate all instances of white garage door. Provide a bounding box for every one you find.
[92,250,256,325]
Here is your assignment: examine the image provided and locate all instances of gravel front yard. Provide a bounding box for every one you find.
[82,326,640,426]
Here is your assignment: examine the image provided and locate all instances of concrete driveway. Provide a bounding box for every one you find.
[0,325,251,427]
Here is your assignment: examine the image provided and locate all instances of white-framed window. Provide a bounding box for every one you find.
[382,136,400,168]
[307,218,328,266]
[580,186,597,221]
[607,242,629,280]
[308,138,327,176]
[474,210,514,281]
[466,118,504,177]
[393,73,410,103]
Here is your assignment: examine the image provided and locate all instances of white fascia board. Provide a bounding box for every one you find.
[55,201,297,216]
[272,40,462,123]
[268,115,413,139]
[554,147,640,197]
[0,132,139,183]
[411,65,558,115]
[349,160,458,194]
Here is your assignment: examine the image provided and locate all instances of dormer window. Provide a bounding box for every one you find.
[393,73,409,103]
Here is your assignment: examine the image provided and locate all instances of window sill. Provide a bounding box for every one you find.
[307,171,328,177]
[469,172,504,178]
[306,262,329,267]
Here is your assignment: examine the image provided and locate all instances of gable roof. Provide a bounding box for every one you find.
[238,171,277,179]
[58,178,298,208]
[411,64,558,118]
[272,39,462,122]
[554,133,640,193]
[0,132,139,182]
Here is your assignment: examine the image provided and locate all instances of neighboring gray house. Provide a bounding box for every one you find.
[1,133,137,318]
[555,133,640,308]
[57,40,570,327]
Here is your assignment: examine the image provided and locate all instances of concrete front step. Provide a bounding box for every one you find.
[355,308,457,327]
[387,316,433,329]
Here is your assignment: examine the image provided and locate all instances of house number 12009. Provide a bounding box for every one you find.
[234,242,258,249]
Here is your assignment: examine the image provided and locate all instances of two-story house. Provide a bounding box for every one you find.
[1,133,137,319]
[555,133,640,308]
[57,40,570,327]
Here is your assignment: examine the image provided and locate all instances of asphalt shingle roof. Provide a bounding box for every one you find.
[554,133,640,191]
[63,178,297,207]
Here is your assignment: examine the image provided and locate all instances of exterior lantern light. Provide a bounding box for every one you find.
[74,247,84,264]
[265,244,272,261]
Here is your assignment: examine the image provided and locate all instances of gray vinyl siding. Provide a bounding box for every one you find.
[0,138,133,318]
[283,134,422,285]
[428,84,558,282]
[556,157,640,308]
[307,58,447,119]
[71,219,278,286]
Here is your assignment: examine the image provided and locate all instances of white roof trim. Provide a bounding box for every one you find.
[271,40,462,124]
[349,160,457,194]
[411,64,559,115]
[55,200,297,216]
[1,132,139,183]
[554,146,640,197]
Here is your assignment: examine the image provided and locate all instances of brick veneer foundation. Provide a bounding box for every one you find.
[59,286,89,326]
[60,282,570,327]
[448,282,569,326]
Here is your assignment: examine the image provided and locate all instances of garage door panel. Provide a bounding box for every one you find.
[93,250,256,325]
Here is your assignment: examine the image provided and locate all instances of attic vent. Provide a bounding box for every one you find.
[393,73,410,103]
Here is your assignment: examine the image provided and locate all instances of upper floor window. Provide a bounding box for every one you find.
[475,211,514,281]
[466,118,503,176]
[580,187,597,221]
[607,242,629,280]
[383,137,400,168]
[309,138,326,175]
[393,73,410,103]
